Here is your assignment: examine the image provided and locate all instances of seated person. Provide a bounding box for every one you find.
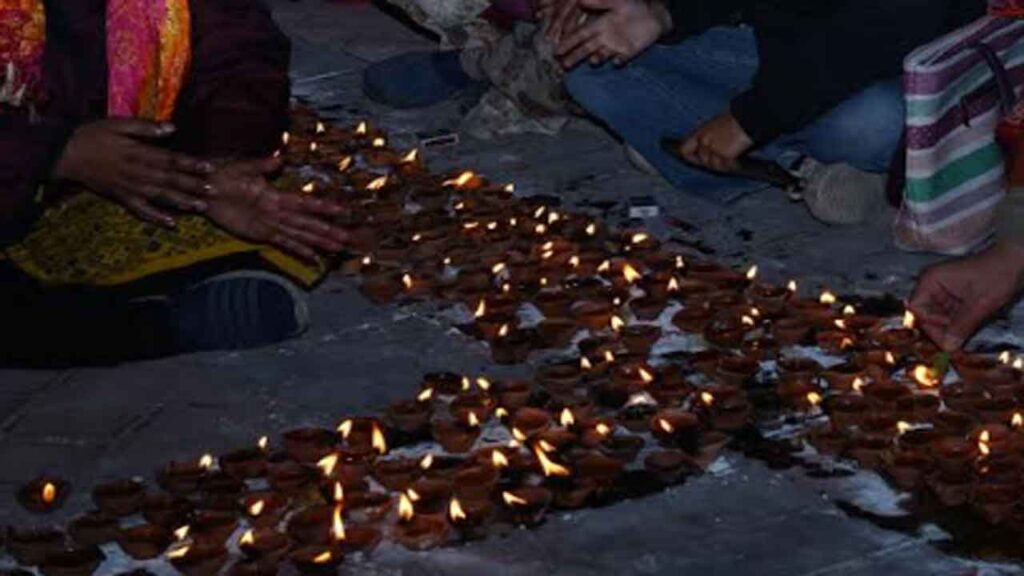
[0,0,348,366]
[910,188,1024,351]
[551,0,985,223]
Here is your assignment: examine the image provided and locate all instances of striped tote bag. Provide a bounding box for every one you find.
[895,16,1024,255]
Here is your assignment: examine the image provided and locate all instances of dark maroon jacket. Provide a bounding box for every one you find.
[0,0,291,243]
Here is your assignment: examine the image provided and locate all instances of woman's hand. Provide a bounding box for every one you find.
[204,158,348,261]
[555,0,671,68]
[53,119,216,227]
[676,113,754,174]
[909,241,1024,351]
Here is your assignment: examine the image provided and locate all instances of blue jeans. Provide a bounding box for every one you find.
[565,26,906,202]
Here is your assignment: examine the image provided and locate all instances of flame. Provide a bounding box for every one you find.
[657,418,674,434]
[1015,357,1024,371]
[444,171,476,188]
[569,255,581,268]
[355,121,368,135]
[852,377,865,393]
[598,260,611,273]
[580,356,593,370]
[746,265,758,280]
[399,493,415,521]
[332,504,346,542]
[505,183,515,193]
[604,350,616,364]
[316,122,326,134]
[533,207,546,219]
[174,525,190,541]
[199,454,214,470]
[258,436,269,451]
[981,430,991,443]
[632,233,649,245]
[1013,413,1023,428]
[317,453,339,477]
[625,392,656,408]
[512,427,528,443]
[560,409,575,428]
[495,407,509,419]
[302,181,315,194]
[541,241,555,252]
[309,142,318,153]
[885,351,896,365]
[638,368,655,385]
[467,412,481,428]
[366,175,389,191]
[462,376,471,391]
[491,263,507,275]
[787,280,798,293]
[902,310,916,330]
[819,291,837,305]
[411,233,423,243]
[418,387,434,402]
[700,392,715,406]
[313,551,333,564]
[548,211,560,225]
[610,315,626,332]
[741,315,755,327]
[372,424,388,455]
[668,277,680,292]
[502,283,511,294]
[248,500,265,517]
[333,482,344,503]
[406,488,421,502]
[503,491,528,506]
[337,156,354,173]
[897,421,912,435]
[477,377,492,391]
[540,277,549,287]
[402,149,419,163]
[498,324,510,338]
[843,305,856,316]
[509,218,518,227]
[167,545,190,560]
[372,137,386,148]
[492,450,509,469]
[240,530,255,546]
[912,365,938,387]
[1000,351,1012,364]
[806,392,823,407]
[979,437,992,457]
[362,255,374,266]
[402,273,414,290]
[834,319,847,330]
[595,423,612,437]
[750,307,761,318]
[281,132,290,145]
[538,440,556,453]
[463,222,480,231]
[622,264,642,284]
[419,454,434,470]
[533,445,570,477]
[41,482,56,504]
[840,337,855,350]
[449,498,467,522]
[586,223,597,236]
[338,419,353,438]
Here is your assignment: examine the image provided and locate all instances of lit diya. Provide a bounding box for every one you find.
[68,511,120,547]
[6,527,67,567]
[289,545,343,575]
[157,454,215,495]
[39,545,106,576]
[17,477,69,514]
[116,524,171,560]
[237,528,290,564]
[166,539,228,576]
[91,478,145,517]
[433,415,482,453]
[447,496,495,540]
[391,493,450,550]
[283,428,338,463]
[243,491,289,529]
[650,410,701,453]
[501,486,553,526]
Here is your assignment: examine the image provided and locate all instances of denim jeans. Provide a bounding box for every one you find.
[565,26,906,202]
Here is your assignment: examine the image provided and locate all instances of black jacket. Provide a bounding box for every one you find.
[662,0,987,144]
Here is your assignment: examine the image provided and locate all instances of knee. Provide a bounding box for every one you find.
[807,82,905,172]
[564,64,626,119]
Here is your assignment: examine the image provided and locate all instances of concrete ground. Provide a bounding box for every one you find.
[2,1,1023,574]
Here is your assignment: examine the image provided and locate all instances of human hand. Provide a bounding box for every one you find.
[204,157,348,261]
[909,241,1024,351]
[537,0,583,45]
[675,113,754,174]
[555,0,671,68]
[53,118,215,227]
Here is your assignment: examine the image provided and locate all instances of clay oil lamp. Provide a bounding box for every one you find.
[816,327,858,355]
[672,304,712,333]
[344,490,394,524]
[769,315,812,347]
[501,486,553,526]
[68,511,119,547]
[650,410,701,453]
[166,539,228,576]
[933,410,976,437]
[821,363,866,392]
[939,381,983,414]
[619,324,662,355]
[219,443,269,480]
[190,510,238,546]
[447,497,494,540]
[572,300,615,331]
[373,457,421,491]
[237,492,282,529]
[17,477,69,514]
[496,379,534,410]
[287,505,333,545]
[36,545,106,576]
[972,481,1020,525]
[490,326,535,365]
[7,528,67,567]
[537,362,584,397]
[714,354,760,386]
[337,417,388,455]
[885,452,933,491]
[644,450,697,484]
[933,436,978,481]
[116,524,170,560]
[616,389,660,432]
[974,396,1016,425]
[748,282,792,316]
[141,492,192,527]
[952,351,1019,386]
[289,545,343,575]
[423,371,465,396]
[385,398,432,437]
[433,414,482,453]
[512,407,554,440]
[452,464,500,501]
[360,270,404,304]
[283,428,337,463]
[327,504,382,556]
[790,290,838,328]
[777,357,821,387]
[237,529,290,565]
[825,394,868,431]
[156,453,216,495]
[199,473,245,511]
[629,295,666,322]
[537,317,581,348]
[91,478,145,517]
[862,380,913,409]
[872,311,920,355]
[704,315,750,349]
[705,387,753,432]
[895,394,940,422]
[267,458,317,494]
[650,376,692,407]
[846,433,891,470]
[391,493,450,550]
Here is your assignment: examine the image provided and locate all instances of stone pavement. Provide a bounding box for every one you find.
[1,1,1023,574]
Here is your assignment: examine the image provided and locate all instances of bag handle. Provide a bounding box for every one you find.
[970,40,1018,115]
